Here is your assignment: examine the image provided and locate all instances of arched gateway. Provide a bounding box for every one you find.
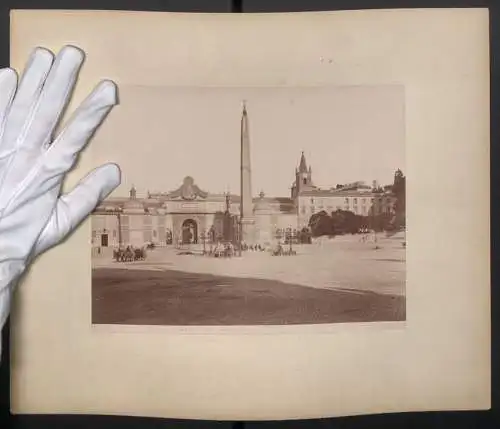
[181,219,198,244]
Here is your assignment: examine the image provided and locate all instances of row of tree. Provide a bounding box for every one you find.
[308,210,396,237]
[307,169,406,238]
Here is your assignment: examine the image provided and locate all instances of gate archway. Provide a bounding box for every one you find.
[181,219,198,244]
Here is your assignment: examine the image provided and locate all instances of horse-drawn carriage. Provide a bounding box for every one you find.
[271,244,297,256]
[113,246,146,262]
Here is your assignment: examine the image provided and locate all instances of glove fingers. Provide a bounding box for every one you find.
[1,48,54,152]
[0,69,18,139]
[0,80,117,221]
[43,79,117,177]
[22,46,84,151]
[33,162,120,256]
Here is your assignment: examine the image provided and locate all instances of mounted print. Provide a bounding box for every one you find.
[9,8,489,422]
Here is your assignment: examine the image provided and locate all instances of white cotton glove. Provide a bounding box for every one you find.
[0,46,121,357]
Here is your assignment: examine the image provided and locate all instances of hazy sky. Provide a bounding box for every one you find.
[91,85,405,198]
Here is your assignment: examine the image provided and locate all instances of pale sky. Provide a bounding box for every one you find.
[90,85,405,198]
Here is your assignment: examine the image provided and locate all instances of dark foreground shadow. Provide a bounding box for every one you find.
[92,268,405,325]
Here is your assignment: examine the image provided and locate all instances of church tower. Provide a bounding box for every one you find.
[291,152,314,199]
[239,101,256,244]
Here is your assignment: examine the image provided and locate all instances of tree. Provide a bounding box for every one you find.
[330,209,363,235]
[298,227,312,244]
[369,212,393,232]
[330,210,348,234]
[392,169,406,229]
[308,210,335,237]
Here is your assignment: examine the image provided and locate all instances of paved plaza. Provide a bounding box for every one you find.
[92,233,406,325]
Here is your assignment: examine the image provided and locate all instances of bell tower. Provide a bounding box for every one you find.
[291,152,314,198]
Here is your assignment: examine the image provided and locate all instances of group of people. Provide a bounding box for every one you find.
[359,227,378,243]
[207,241,235,258]
[113,245,147,262]
[205,241,269,258]
[240,243,266,252]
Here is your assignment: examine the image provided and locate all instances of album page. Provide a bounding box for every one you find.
[9,9,490,420]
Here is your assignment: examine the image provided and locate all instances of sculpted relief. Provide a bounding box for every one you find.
[169,176,209,201]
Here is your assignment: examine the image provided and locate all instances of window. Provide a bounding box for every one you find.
[354,198,357,204]
[344,198,349,204]
[303,178,307,184]
[310,198,314,204]
[362,198,366,204]
[153,230,157,238]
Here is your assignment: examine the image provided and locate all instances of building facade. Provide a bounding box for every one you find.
[91,106,396,249]
[291,152,396,229]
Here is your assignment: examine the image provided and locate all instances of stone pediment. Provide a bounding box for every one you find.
[167,176,209,200]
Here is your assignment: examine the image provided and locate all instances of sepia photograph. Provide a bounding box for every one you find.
[90,85,406,326]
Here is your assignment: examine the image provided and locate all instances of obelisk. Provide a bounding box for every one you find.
[240,101,255,244]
